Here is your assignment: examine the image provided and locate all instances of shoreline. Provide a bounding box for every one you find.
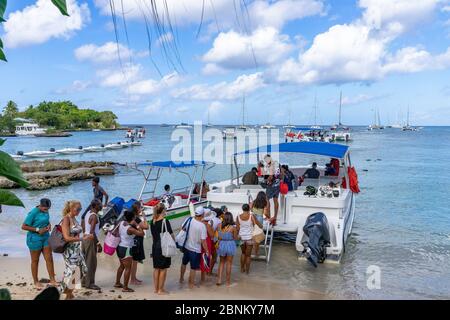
[0,255,329,300]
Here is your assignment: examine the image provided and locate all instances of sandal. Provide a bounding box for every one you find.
[114,283,123,288]
[122,288,135,293]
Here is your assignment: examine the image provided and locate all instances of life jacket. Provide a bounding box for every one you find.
[342,167,360,194]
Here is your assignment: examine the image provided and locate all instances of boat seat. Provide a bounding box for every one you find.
[299,178,320,188]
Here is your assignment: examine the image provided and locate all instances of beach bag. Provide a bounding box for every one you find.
[252,223,265,244]
[48,220,67,253]
[175,217,193,253]
[103,224,120,256]
[161,219,177,257]
[279,181,289,195]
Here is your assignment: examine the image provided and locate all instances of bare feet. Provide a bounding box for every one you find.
[157,290,169,295]
[34,282,43,289]
[188,283,195,289]
[130,280,143,285]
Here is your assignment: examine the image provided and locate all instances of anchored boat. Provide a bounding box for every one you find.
[105,143,123,150]
[84,145,106,152]
[24,148,58,158]
[207,142,359,266]
[127,161,214,230]
[56,146,84,154]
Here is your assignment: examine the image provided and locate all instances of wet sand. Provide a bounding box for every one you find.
[0,253,327,300]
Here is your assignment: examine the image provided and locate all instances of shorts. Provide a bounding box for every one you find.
[116,246,133,260]
[26,232,49,251]
[255,214,264,225]
[182,249,201,270]
[241,239,254,246]
[266,185,279,199]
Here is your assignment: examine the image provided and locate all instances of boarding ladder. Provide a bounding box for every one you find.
[248,191,275,264]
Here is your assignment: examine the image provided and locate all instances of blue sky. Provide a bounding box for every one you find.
[1,0,450,125]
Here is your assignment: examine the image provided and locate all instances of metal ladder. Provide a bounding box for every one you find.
[252,223,275,263]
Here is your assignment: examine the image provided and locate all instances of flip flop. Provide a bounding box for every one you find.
[114,283,123,288]
[122,288,135,293]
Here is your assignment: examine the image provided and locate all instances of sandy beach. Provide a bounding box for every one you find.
[0,253,327,300]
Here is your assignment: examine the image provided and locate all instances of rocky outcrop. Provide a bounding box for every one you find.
[0,160,115,190]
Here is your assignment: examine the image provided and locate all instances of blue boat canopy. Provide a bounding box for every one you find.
[236,142,349,159]
[138,161,208,168]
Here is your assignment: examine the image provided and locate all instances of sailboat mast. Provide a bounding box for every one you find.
[314,94,318,126]
[242,94,245,127]
[377,109,381,126]
[338,91,342,126]
[407,106,410,127]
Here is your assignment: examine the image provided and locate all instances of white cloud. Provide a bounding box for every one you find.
[75,42,134,64]
[3,0,90,48]
[203,27,293,71]
[172,72,266,100]
[207,101,225,116]
[54,80,92,94]
[144,99,163,114]
[176,106,190,114]
[276,0,448,85]
[157,32,174,46]
[128,72,182,95]
[97,64,141,87]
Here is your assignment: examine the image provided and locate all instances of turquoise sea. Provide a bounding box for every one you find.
[1,125,449,299]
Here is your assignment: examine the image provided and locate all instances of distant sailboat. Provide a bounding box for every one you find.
[330,92,351,141]
[205,109,213,127]
[402,107,417,131]
[283,108,296,129]
[237,95,249,131]
[368,108,384,130]
[310,94,322,129]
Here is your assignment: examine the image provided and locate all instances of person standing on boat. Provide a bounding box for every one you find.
[114,210,145,293]
[81,199,102,290]
[179,207,210,289]
[130,201,149,285]
[81,177,109,229]
[262,155,280,225]
[236,204,262,274]
[150,203,174,295]
[216,212,237,286]
[21,198,58,289]
[280,165,295,191]
[60,200,89,300]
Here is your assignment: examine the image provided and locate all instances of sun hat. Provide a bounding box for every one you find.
[195,206,205,216]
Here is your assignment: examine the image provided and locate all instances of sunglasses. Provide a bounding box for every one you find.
[76,207,83,212]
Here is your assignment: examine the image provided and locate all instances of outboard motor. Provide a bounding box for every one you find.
[301,212,331,267]
[99,197,125,228]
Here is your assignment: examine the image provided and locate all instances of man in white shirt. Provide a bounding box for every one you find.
[179,207,209,289]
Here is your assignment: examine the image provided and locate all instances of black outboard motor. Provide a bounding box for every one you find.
[99,197,125,228]
[301,212,331,268]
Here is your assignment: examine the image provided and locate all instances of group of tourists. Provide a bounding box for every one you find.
[21,175,276,299]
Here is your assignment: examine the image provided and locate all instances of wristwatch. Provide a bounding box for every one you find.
[36,227,40,233]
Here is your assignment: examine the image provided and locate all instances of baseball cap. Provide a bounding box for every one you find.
[203,208,213,221]
[195,206,205,216]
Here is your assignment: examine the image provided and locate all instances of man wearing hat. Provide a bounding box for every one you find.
[179,206,210,289]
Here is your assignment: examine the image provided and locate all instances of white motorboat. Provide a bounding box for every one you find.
[56,146,85,154]
[104,161,213,231]
[260,123,277,129]
[15,121,46,136]
[118,141,132,147]
[84,145,106,152]
[222,127,237,139]
[24,149,58,158]
[105,143,123,150]
[175,123,193,129]
[207,142,358,266]
[10,153,24,160]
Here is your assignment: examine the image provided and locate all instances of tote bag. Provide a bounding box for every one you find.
[160,219,177,257]
[103,224,121,256]
[175,217,193,252]
[252,223,265,244]
[48,219,67,254]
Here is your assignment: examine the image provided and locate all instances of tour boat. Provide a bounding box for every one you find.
[15,122,46,136]
[24,149,58,158]
[56,146,85,154]
[285,127,332,143]
[125,161,213,230]
[84,145,106,152]
[207,142,358,266]
[126,127,146,138]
